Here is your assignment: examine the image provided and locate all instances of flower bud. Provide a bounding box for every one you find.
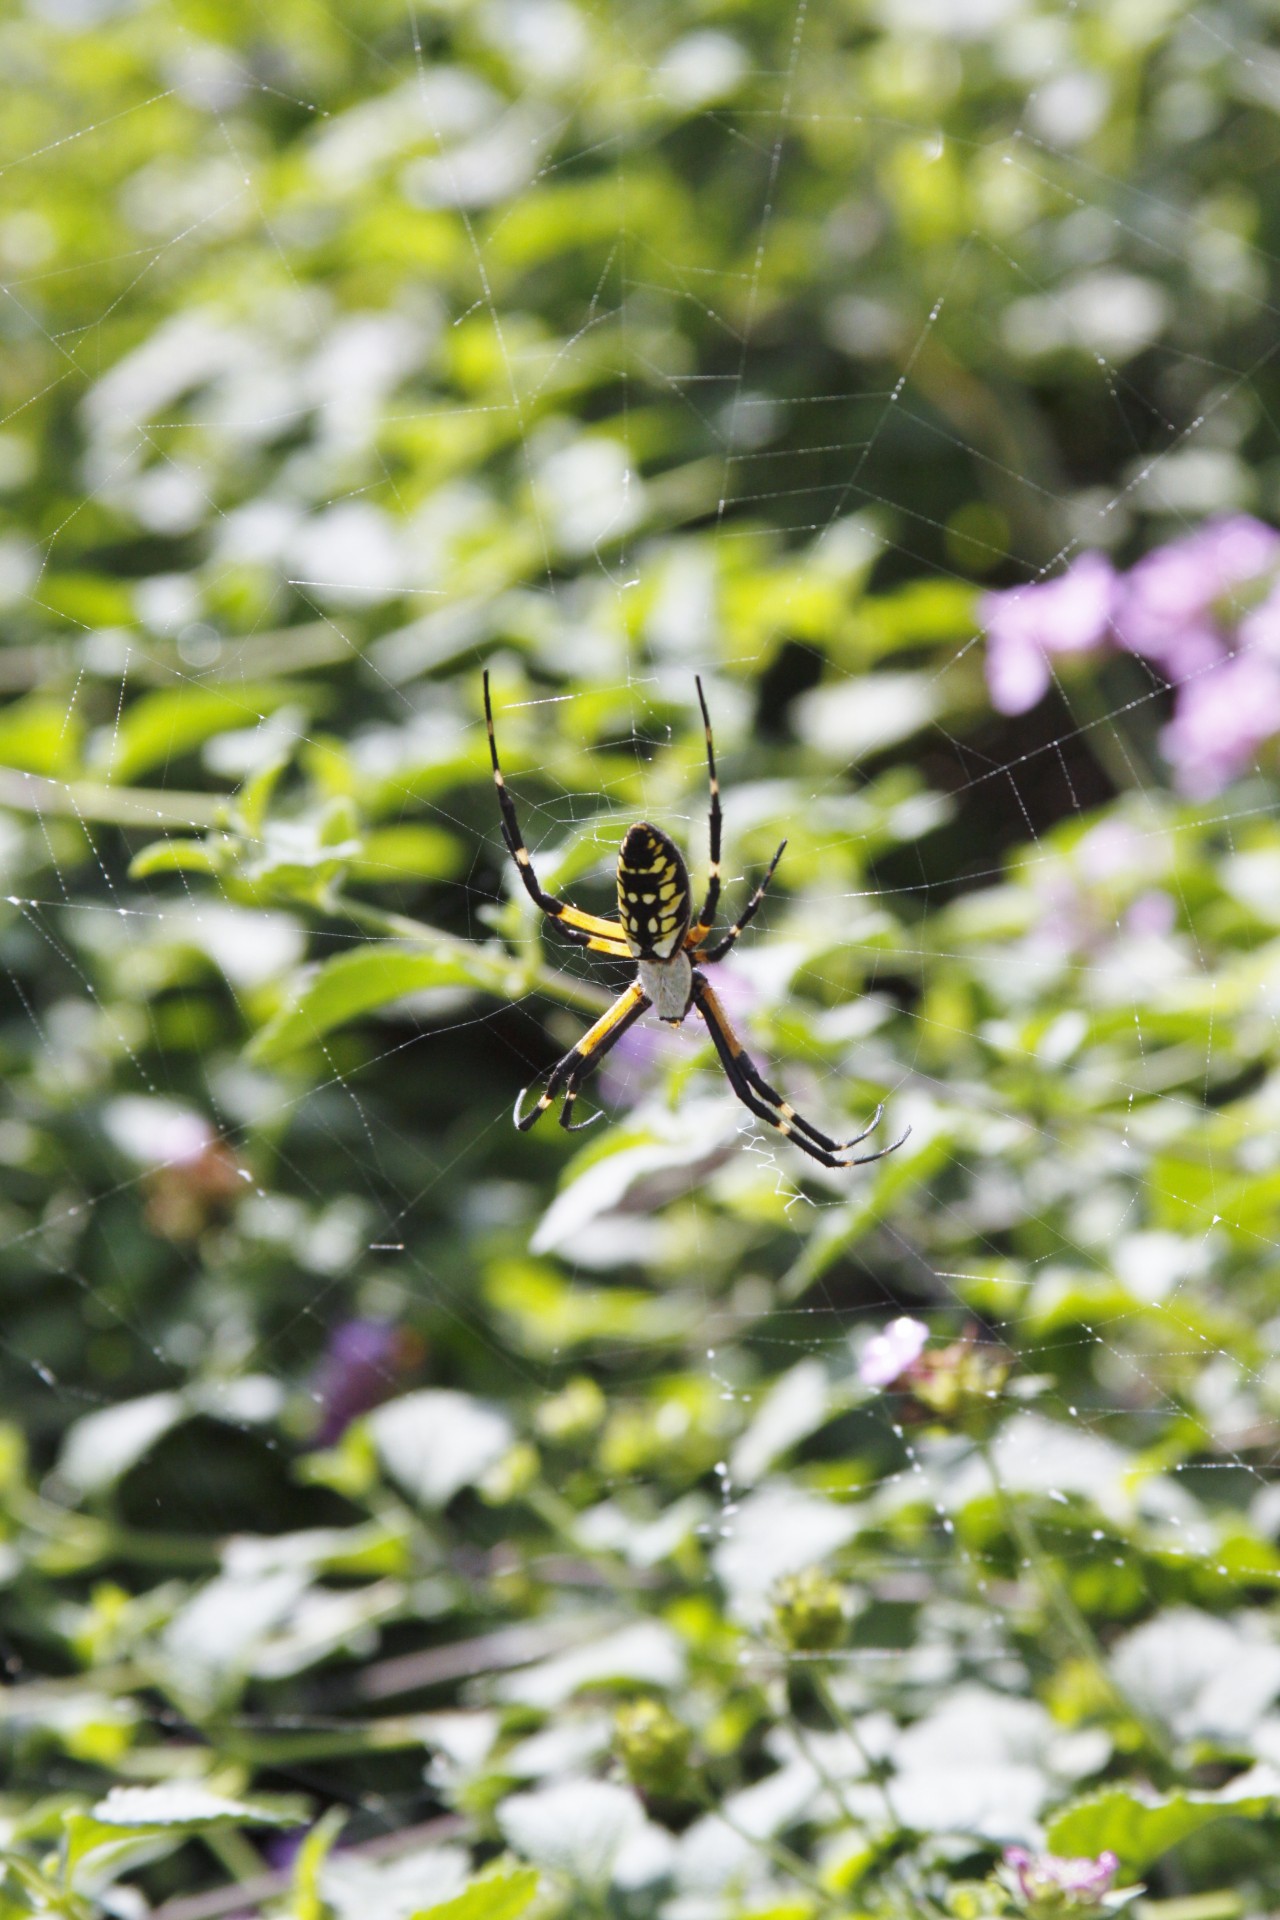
[771,1566,850,1653]
[614,1698,693,1797]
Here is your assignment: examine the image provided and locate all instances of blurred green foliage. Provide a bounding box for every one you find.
[5,0,1280,1915]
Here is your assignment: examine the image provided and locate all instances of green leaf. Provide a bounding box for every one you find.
[349,823,465,884]
[0,697,84,777]
[368,1389,513,1507]
[57,1391,185,1495]
[485,1258,701,1352]
[497,1780,643,1884]
[409,1866,540,1920]
[291,1805,348,1920]
[40,574,134,626]
[92,686,296,783]
[780,1124,953,1299]
[1046,1784,1280,1875]
[65,1784,301,1881]
[128,836,225,878]
[248,943,486,1063]
[84,1783,301,1834]
[232,747,291,838]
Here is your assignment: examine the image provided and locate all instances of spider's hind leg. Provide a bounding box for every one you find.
[514,980,652,1133]
[691,970,906,1169]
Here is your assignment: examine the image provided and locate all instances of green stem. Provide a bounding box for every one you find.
[0,621,352,693]
[693,1791,840,1912]
[977,1439,1173,1766]
[1057,672,1146,796]
[812,1667,902,1835]
[0,766,223,829]
[10,1487,220,1572]
[523,1481,636,1596]
[787,1704,865,1836]
[213,1715,442,1764]
[797,1669,950,1920]
[203,1829,265,1888]
[328,892,612,1020]
[0,774,615,1022]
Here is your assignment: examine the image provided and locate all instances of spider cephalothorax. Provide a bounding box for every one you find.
[482,672,904,1170]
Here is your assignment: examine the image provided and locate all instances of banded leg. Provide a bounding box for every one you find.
[515,981,651,1133]
[687,675,723,945]
[483,671,629,952]
[691,971,906,1169]
[699,840,787,963]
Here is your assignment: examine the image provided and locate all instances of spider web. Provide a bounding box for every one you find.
[3,0,1280,1903]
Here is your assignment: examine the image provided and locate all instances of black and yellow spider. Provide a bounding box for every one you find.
[483,672,904,1170]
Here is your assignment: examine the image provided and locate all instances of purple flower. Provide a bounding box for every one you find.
[1123,889,1175,938]
[976,515,1280,793]
[859,1316,928,1390]
[1159,651,1280,797]
[1002,1847,1123,1915]
[981,553,1116,716]
[597,1016,691,1109]
[312,1318,408,1445]
[1115,514,1280,681]
[1239,582,1280,660]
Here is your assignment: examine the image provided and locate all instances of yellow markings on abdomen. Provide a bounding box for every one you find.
[617,821,691,958]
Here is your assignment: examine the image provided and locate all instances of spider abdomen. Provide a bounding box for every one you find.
[617,822,691,959]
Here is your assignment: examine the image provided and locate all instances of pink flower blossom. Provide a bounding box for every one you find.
[1115,514,1280,681]
[859,1316,928,1389]
[1159,651,1280,798]
[980,553,1116,715]
[1002,1846,1123,1914]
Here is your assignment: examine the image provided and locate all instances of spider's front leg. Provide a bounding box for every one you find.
[514,980,652,1133]
[483,672,629,951]
[707,843,785,962]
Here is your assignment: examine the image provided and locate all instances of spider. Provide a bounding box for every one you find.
[483,672,906,1170]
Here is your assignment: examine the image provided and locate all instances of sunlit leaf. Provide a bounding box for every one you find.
[368,1391,514,1507]
[90,686,298,783]
[129,836,224,878]
[248,943,492,1062]
[497,1780,644,1884]
[410,1865,540,1920]
[1047,1783,1280,1875]
[65,1784,301,1884]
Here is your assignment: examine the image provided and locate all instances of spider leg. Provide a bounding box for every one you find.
[557,989,653,1131]
[696,840,787,963]
[691,971,907,1169]
[483,671,626,946]
[514,980,651,1133]
[687,675,723,945]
